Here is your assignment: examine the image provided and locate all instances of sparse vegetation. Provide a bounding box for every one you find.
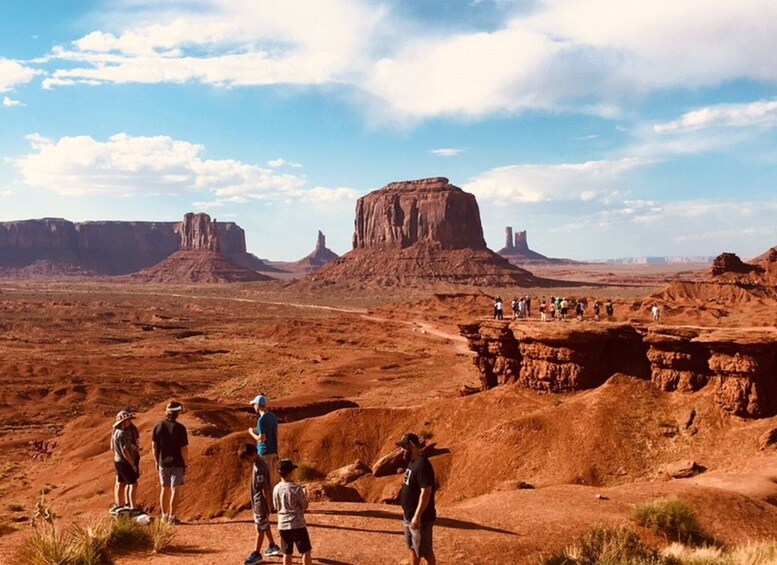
[663,540,777,565]
[14,498,175,565]
[538,524,673,565]
[631,498,703,543]
[8,503,25,512]
[295,463,325,481]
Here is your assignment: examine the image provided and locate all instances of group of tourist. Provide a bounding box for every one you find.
[494,296,617,322]
[110,395,438,565]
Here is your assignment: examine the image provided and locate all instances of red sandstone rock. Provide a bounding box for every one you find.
[303,481,363,503]
[288,231,339,273]
[325,459,372,485]
[371,449,405,478]
[497,226,578,265]
[0,215,274,276]
[310,178,546,286]
[178,212,220,251]
[710,252,764,278]
[663,460,705,479]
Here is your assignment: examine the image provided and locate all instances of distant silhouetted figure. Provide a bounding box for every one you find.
[606,300,614,321]
[539,299,548,322]
[593,301,601,322]
[651,304,661,323]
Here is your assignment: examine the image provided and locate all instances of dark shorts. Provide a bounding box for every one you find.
[114,460,139,485]
[253,508,270,532]
[279,528,312,555]
[404,520,434,559]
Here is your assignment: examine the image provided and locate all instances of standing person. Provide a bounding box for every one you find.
[549,297,556,320]
[525,295,532,318]
[539,299,547,322]
[651,304,661,323]
[238,444,281,564]
[123,406,141,480]
[110,410,139,512]
[606,299,614,321]
[152,401,188,524]
[593,301,601,322]
[575,299,585,322]
[493,296,504,320]
[511,297,519,320]
[273,459,313,565]
[560,297,569,321]
[248,395,279,492]
[397,433,437,565]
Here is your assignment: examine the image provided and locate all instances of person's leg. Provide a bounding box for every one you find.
[302,552,312,565]
[283,556,292,565]
[254,530,265,553]
[114,477,122,507]
[169,486,180,517]
[265,527,276,547]
[159,485,169,517]
[125,483,135,508]
[408,550,421,565]
[424,551,437,565]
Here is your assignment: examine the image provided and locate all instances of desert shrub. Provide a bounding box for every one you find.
[663,543,729,565]
[295,463,325,482]
[103,516,152,552]
[539,524,676,565]
[631,498,703,542]
[149,518,176,553]
[8,503,25,512]
[728,541,777,565]
[66,524,112,565]
[15,523,75,565]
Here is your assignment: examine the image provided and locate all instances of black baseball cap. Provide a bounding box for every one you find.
[277,458,298,476]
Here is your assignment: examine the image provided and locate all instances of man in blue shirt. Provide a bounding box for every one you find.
[248,394,279,492]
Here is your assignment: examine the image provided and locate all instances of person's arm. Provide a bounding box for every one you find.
[264,485,273,514]
[180,446,188,468]
[411,488,432,529]
[118,438,136,470]
[248,416,266,442]
[298,486,309,513]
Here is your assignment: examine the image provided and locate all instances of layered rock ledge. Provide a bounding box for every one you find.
[459,321,777,418]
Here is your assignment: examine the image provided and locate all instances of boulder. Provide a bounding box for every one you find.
[326,459,372,485]
[303,481,363,503]
[379,482,402,505]
[372,449,405,478]
[758,428,777,451]
[663,460,706,479]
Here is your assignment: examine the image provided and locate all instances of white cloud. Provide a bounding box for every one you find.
[465,158,652,204]
[0,59,39,92]
[430,148,464,157]
[1,189,13,198]
[268,158,286,168]
[32,0,777,122]
[654,99,777,133]
[2,96,22,107]
[12,133,358,204]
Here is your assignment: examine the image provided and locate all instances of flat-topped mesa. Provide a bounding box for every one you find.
[353,177,486,251]
[179,212,219,252]
[710,252,763,277]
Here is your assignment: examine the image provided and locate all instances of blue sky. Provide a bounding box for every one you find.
[1,0,776,261]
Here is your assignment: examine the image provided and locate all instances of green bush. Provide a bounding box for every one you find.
[294,463,325,482]
[539,525,676,565]
[631,498,703,542]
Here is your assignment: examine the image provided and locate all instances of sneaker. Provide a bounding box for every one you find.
[109,504,125,514]
[166,515,182,525]
[244,552,263,565]
[263,544,281,556]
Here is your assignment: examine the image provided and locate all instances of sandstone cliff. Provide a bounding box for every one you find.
[286,231,339,273]
[0,216,275,276]
[310,178,547,286]
[460,320,777,418]
[131,213,271,283]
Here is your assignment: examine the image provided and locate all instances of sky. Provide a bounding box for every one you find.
[1,0,776,261]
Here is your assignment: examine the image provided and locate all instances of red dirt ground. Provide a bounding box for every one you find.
[2,263,777,564]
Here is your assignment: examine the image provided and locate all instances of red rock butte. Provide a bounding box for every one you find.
[310,177,550,286]
[132,213,272,283]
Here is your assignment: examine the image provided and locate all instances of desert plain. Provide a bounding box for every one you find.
[2,257,777,565]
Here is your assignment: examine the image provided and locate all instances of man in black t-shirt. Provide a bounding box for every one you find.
[397,433,436,565]
[152,400,188,523]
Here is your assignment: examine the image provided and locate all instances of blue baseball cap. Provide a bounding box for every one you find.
[249,395,267,407]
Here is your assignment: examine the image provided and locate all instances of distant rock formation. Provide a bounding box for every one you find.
[0,216,277,277]
[282,231,339,274]
[131,213,271,283]
[710,252,763,277]
[497,227,576,265]
[309,178,550,286]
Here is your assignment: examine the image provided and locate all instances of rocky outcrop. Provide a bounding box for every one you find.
[178,212,219,251]
[497,226,577,265]
[310,178,550,286]
[0,216,275,276]
[130,213,272,283]
[710,252,763,277]
[460,321,777,418]
[287,231,339,273]
[352,177,486,250]
[460,321,649,391]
